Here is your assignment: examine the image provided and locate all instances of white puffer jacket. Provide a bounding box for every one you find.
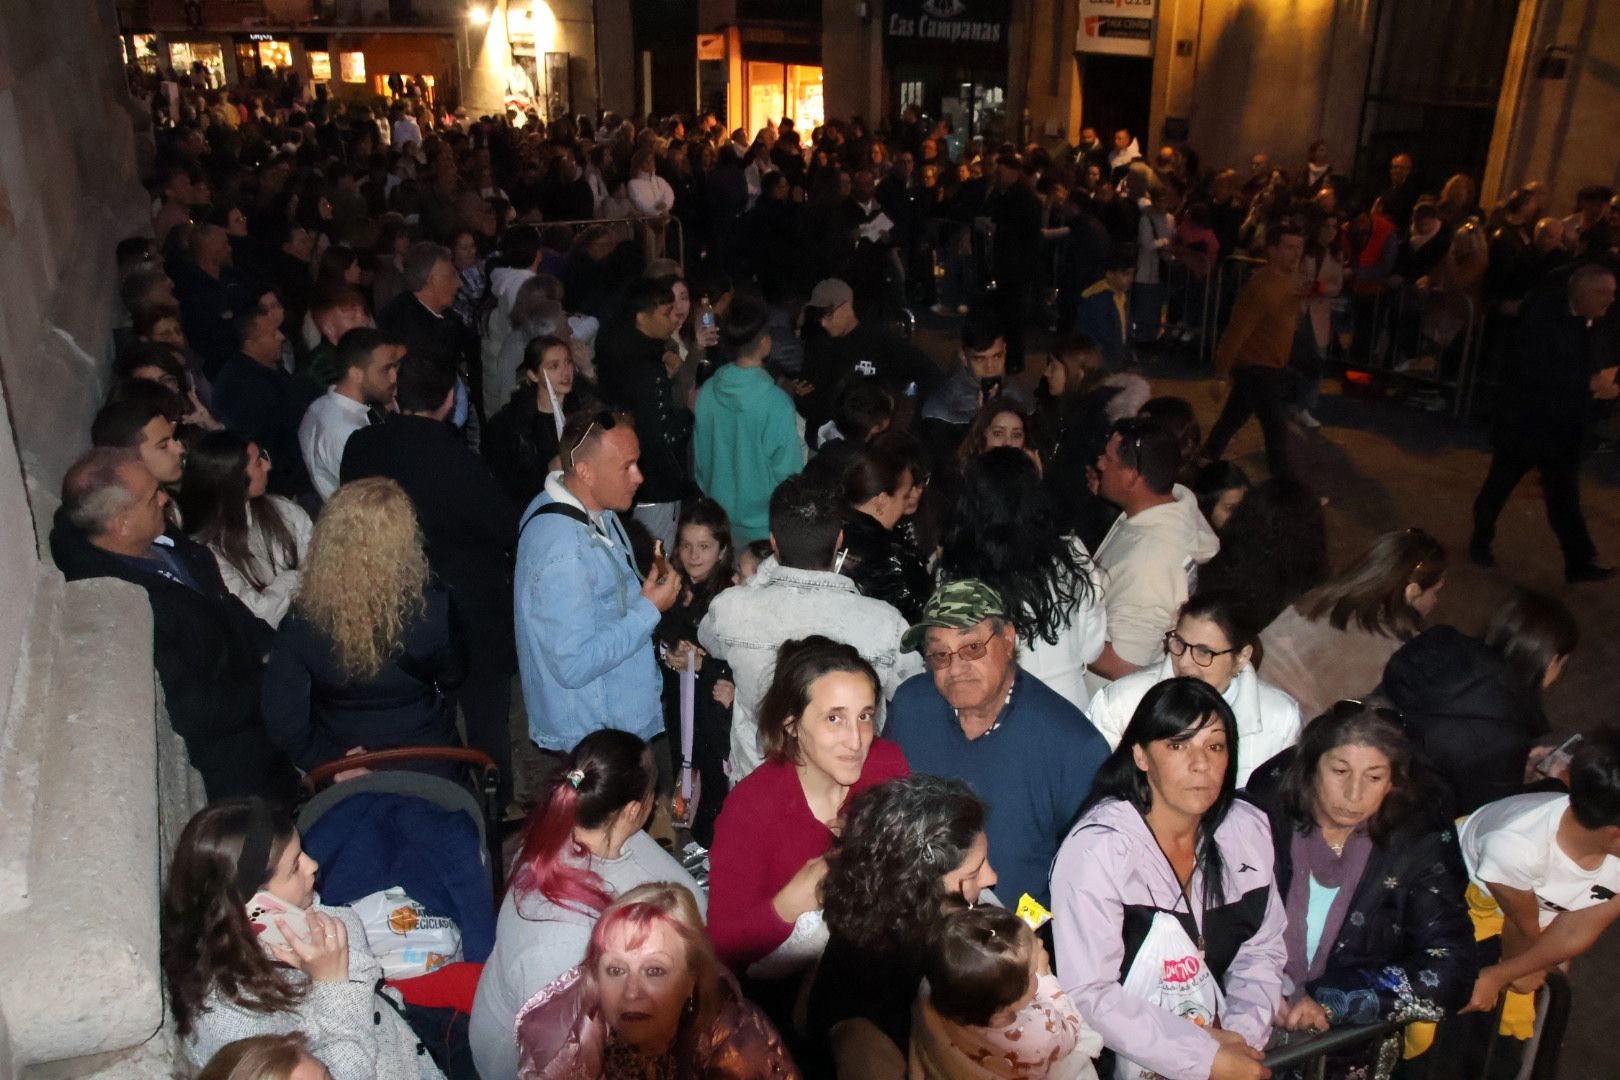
[1085,658,1302,787]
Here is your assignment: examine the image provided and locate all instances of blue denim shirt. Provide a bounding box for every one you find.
[515,474,662,751]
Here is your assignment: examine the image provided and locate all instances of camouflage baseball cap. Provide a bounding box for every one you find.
[901,580,1008,653]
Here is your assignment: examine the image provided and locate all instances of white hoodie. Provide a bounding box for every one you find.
[1090,484,1220,686]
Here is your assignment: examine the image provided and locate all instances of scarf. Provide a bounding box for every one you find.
[1283,824,1373,992]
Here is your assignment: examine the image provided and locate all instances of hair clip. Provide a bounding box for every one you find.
[986,925,997,939]
[923,842,937,864]
[565,768,585,788]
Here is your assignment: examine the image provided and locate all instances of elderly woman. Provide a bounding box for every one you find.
[1245,703,1475,1076]
[514,882,799,1078]
[807,775,999,1077]
[471,730,703,1080]
[1087,592,1301,787]
[1051,678,1287,1080]
[261,478,465,774]
[708,636,909,978]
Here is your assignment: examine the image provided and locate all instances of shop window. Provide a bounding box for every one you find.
[787,64,824,130]
[169,41,227,88]
[309,51,332,83]
[257,40,293,70]
[899,80,925,111]
[340,51,367,83]
[130,33,161,74]
[746,61,825,133]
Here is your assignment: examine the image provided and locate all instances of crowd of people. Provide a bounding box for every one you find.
[63,69,1620,1080]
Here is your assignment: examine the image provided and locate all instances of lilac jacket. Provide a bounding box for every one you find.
[1050,798,1286,1080]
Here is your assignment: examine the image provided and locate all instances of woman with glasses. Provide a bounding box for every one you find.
[1260,527,1447,721]
[1086,592,1300,787]
[1051,678,1285,1080]
[1244,702,1473,1077]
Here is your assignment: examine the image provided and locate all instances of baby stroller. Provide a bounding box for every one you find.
[298,747,505,1079]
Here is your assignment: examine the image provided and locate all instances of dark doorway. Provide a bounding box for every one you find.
[632,0,698,117]
[1078,53,1152,149]
[1354,0,1522,196]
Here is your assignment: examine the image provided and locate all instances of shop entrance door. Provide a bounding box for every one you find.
[1078,53,1152,149]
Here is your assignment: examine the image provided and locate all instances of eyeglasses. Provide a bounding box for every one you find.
[1164,631,1237,668]
[922,636,993,671]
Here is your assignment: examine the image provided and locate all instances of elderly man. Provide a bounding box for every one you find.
[515,410,681,762]
[885,580,1108,908]
[50,448,296,804]
[377,241,472,430]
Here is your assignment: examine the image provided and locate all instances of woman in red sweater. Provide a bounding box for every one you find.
[707,635,909,978]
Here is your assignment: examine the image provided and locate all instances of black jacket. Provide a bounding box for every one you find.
[1498,283,1618,451]
[377,290,463,369]
[841,509,931,624]
[340,413,518,663]
[262,583,466,772]
[1248,752,1477,1034]
[49,517,298,805]
[985,182,1042,285]
[595,322,693,504]
[1378,625,1549,817]
[212,352,319,498]
[798,321,941,434]
[481,385,595,509]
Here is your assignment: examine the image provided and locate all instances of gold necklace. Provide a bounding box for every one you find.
[1327,838,1345,856]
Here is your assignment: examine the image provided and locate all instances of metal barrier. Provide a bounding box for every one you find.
[1203,254,1267,366]
[536,214,686,267]
[1258,969,1570,1080]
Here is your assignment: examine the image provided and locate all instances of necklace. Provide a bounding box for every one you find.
[1326,838,1345,856]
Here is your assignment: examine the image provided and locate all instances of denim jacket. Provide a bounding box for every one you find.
[515,472,662,751]
[697,557,924,781]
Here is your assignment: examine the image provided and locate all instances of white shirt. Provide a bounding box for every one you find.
[1014,538,1108,711]
[299,388,372,500]
[391,116,422,148]
[207,495,314,627]
[1086,658,1302,787]
[628,173,675,218]
[1459,792,1620,927]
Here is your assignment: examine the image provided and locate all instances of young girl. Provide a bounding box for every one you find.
[912,905,1102,1080]
[655,498,737,847]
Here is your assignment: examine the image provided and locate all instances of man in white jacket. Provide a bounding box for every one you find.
[1088,416,1220,696]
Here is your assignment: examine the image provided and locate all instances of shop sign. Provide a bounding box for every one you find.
[696,34,726,61]
[1076,0,1155,57]
[885,0,1009,49]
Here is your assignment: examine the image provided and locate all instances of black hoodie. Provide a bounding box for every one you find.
[1378,625,1548,817]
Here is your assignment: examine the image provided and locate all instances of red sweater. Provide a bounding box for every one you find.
[708,738,909,970]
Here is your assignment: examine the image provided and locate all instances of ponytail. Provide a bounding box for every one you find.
[508,730,653,915]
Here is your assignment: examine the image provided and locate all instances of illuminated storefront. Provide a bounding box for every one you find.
[168,40,227,87]
[704,20,823,136]
[745,61,823,134]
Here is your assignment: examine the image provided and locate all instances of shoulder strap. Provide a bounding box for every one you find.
[519,500,592,536]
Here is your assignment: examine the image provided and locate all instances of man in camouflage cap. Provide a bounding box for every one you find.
[887,578,1109,908]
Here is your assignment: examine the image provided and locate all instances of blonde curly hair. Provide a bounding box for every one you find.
[294,478,430,679]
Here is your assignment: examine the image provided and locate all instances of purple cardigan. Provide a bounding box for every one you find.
[1050,797,1287,1080]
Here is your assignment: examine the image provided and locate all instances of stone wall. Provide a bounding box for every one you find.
[0,0,203,1076]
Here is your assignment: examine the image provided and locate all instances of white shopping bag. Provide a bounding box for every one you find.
[350,886,463,979]
[1114,911,1224,1080]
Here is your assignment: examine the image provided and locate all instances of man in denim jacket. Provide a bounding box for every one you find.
[515,411,681,758]
[698,475,923,782]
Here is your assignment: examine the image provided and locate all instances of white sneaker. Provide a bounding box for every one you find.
[1295,409,1322,430]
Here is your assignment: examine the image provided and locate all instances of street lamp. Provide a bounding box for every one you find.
[468,4,492,24]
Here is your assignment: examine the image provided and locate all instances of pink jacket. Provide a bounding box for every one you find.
[1050,798,1286,1080]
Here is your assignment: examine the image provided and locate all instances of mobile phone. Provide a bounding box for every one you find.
[246,890,311,952]
[1535,733,1582,778]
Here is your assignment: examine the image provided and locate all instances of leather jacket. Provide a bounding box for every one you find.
[841,509,931,624]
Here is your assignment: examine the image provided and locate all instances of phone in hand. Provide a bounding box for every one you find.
[1535,733,1583,779]
[246,891,310,952]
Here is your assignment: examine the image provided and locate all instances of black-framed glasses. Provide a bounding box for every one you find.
[1328,698,1408,732]
[1164,631,1237,668]
[922,636,993,671]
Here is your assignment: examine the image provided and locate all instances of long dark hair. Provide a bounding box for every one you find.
[1198,478,1327,628]
[1272,701,1429,843]
[757,636,879,765]
[941,447,1096,647]
[508,729,655,915]
[822,776,986,956]
[1082,678,1239,906]
[675,496,734,610]
[162,800,305,1037]
[1297,527,1446,640]
[1483,590,1578,693]
[179,430,301,590]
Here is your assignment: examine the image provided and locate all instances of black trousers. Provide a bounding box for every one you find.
[1472,435,1596,571]
[453,597,516,809]
[1202,365,1298,480]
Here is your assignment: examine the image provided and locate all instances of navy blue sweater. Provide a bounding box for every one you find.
[885,668,1109,907]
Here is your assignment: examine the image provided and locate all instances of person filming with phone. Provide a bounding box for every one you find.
[162,798,446,1079]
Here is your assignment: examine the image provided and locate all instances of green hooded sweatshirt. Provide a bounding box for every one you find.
[693,363,804,543]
